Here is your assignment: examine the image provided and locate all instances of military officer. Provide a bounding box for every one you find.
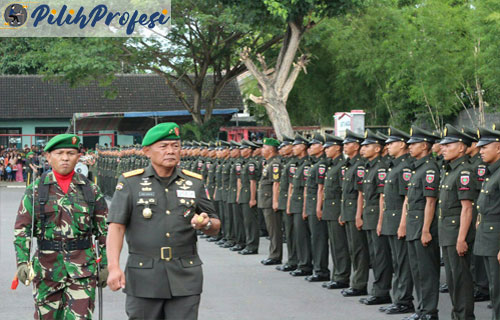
[220,143,236,248]
[106,123,220,320]
[303,133,330,282]
[401,126,441,320]
[237,140,260,255]
[288,135,313,276]
[379,127,415,315]
[258,138,283,265]
[206,142,222,242]
[318,134,351,290]
[475,125,500,320]
[463,126,491,302]
[438,124,476,320]
[215,141,232,246]
[228,141,246,251]
[276,135,299,272]
[340,129,369,297]
[358,130,393,306]
[14,134,108,320]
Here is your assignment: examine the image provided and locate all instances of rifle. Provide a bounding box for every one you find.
[94,239,103,320]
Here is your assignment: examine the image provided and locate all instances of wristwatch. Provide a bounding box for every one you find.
[203,219,212,231]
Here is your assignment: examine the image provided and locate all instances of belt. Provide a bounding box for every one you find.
[130,245,197,262]
[39,238,92,251]
[477,213,500,224]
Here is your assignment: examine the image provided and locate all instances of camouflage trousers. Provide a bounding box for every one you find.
[32,275,96,320]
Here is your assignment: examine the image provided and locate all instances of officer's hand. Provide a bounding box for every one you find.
[272,203,279,212]
[249,199,257,208]
[16,263,30,285]
[456,240,468,257]
[355,216,363,230]
[302,211,307,221]
[338,216,345,226]
[191,212,209,229]
[376,222,382,236]
[397,225,406,239]
[421,231,432,247]
[497,250,500,264]
[316,209,322,221]
[98,267,109,288]
[107,267,126,291]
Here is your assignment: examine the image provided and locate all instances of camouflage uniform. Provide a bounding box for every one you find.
[14,172,108,319]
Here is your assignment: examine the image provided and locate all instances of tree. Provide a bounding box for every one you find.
[229,0,356,139]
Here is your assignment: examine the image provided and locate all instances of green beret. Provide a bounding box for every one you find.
[263,137,280,148]
[142,122,181,146]
[26,152,34,157]
[44,134,80,152]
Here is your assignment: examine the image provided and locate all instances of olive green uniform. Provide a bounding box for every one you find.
[221,158,235,247]
[258,155,283,261]
[381,153,414,306]
[230,158,246,248]
[279,156,298,268]
[322,155,351,284]
[305,155,330,278]
[439,154,476,319]
[238,157,260,252]
[475,157,500,320]
[406,154,440,319]
[108,166,217,320]
[341,154,369,290]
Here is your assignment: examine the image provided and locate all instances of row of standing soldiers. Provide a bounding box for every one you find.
[94,146,150,197]
[179,125,499,320]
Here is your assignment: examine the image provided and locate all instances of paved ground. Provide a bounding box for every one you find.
[0,185,492,319]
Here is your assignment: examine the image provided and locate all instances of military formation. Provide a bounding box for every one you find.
[171,124,500,320]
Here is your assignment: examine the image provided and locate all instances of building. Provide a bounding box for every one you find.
[0,74,243,148]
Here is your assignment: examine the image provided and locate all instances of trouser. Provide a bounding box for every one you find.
[33,276,96,320]
[293,213,312,272]
[283,211,297,266]
[214,200,223,239]
[345,221,369,290]
[126,294,200,320]
[442,245,475,320]
[263,208,283,260]
[224,201,235,245]
[241,203,260,252]
[326,219,351,283]
[483,256,500,320]
[258,208,267,235]
[308,216,330,277]
[387,235,414,306]
[232,203,246,246]
[407,237,440,317]
[472,253,490,295]
[365,230,392,297]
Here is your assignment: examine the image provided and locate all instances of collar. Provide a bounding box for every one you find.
[447,154,469,171]
[42,170,86,185]
[144,164,180,181]
[365,156,380,168]
[488,158,500,175]
[348,154,361,166]
[413,153,433,169]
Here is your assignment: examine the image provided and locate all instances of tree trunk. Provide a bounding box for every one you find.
[264,93,294,140]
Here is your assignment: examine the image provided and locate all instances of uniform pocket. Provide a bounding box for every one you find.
[180,255,203,268]
[127,254,154,269]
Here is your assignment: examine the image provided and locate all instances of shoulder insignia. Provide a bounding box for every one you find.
[182,169,203,180]
[123,168,144,178]
[426,170,435,174]
[460,170,470,175]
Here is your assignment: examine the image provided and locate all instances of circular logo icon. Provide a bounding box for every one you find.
[4,4,27,27]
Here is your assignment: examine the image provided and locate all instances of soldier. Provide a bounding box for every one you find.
[438,124,476,320]
[379,127,415,315]
[253,141,268,237]
[14,134,108,319]
[276,135,298,272]
[206,142,221,242]
[318,134,351,289]
[228,141,246,251]
[237,140,260,254]
[340,129,369,297]
[288,135,313,276]
[220,142,236,249]
[259,137,283,265]
[215,141,231,246]
[303,133,330,282]
[358,130,393,306]
[463,126,490,303]
[475,125,500,320]
[106,122,220,319]
[400,126,441,320]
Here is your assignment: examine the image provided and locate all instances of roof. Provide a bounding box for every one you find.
[0,74,244,120]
